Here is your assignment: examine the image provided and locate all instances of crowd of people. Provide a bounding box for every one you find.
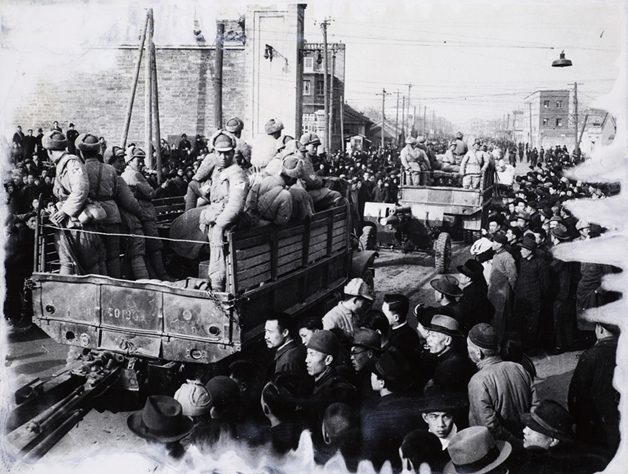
[5,120,620,473]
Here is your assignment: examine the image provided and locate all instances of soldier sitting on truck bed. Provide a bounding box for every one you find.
[121,147,175,281]
[105,146,150,279]
[198,130,249,291]
[299,132,343,211]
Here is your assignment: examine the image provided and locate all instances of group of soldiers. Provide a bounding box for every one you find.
[39,117,346,291]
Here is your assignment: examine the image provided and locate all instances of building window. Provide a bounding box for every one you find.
[556,100,563,108]
[543,100,550,108]
[542,118,549,126]
[316,81,324,96]
[304,57,314,73]
[556,118,563,127]
[303,80,311,96]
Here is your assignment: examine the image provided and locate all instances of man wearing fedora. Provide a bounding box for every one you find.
[445,426,512,474]
[513,236,549,356]
[322,278,374,339]
[467,323,537,451]
[458,259,495,333]
[128,395,194,460]
[400,429,447,473]
[431,275,464,330]
[424,315,475,395]
[488,232,517,338]
[509,400,610,474]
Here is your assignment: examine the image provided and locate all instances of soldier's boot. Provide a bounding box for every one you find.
[150,251,176,282]
[131,256,150,280]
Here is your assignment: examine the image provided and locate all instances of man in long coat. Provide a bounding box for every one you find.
[487,233,517,337]
[513,237,549,355]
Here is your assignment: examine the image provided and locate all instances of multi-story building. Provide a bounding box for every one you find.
[523,90,573,150]
[301,42,345,151]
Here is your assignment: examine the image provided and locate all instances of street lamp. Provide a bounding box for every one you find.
[552,51,572,68]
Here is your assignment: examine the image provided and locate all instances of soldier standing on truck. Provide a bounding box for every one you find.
[224,117,252,170]
[460,140,486,190]
[198,131,249,291]
[400,137,430,186]
[105,146,150,280]
[121,147,174,281]
[453,132,468,163]
[76,133,124,278]
[44,130,106,275]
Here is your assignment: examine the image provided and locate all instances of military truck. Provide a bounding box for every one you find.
[30,194,376,367]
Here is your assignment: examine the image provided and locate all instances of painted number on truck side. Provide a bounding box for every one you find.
[104,307,146,322]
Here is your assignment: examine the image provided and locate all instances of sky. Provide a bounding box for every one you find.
[302,2,625,127]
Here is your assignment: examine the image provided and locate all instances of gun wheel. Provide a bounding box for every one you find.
[434,232,451,274]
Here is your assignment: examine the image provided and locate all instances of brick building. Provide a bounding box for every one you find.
[301,42,346,151]
[523,90,573,150]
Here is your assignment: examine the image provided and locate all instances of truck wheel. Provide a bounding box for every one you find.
[434,232,451,274]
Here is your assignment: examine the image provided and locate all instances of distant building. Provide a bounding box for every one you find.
[301,42,345,151]
[523,90,573,150]
[580,109,616,156]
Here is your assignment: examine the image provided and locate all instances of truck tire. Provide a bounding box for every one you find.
[434,232,451,274]
[360,222,377,250]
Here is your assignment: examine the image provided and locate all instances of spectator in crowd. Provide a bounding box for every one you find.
[322,278,374,339]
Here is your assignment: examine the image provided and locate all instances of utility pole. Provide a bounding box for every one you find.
[376,88,390,149]
[145,8,153,169]
[401,96,406,143]
[528,102,533,148]
[406,83,413,137]
[320,19,331,153]
[395,90,401,145]
[413,105,417,136]
[340,94,345,153]
[423,106,427,136]
[574,82,578,157]
[329,51,335,152]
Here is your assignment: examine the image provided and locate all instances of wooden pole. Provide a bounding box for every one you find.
[329,52,335,152]
[120,13,149,149]
[214,22,224,130]
[145,9,153,169]
[321,21,329,153]
[340,94,345,153]
[150,41,162,183]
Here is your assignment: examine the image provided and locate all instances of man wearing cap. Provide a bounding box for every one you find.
[322,277,374,339]
[66,123,79,155]
[424,315,474,395]
[224,116,252,169]
[243,156,303,227]
[400,137,430,186]
[420,386,469,452]
[22,128,37,162]
[488,232,517,337]
[265,118,284,140]
[299,132,343,211]
[362,348,421,472]
[304,330,357,429]
[122,147,174,281]
[546,224,578,353]
[467,323,537,450]
[460,140,486,190]
[350,328,381,415]
[12,125,24,162]
[440,141,460,172]
[177,133,191,157]
[105,147,150,279]
[44,130,105,275]
[453,132,468,162]
[513,236,549,355]
[198,130,249,291]
[509,400,610,474]
[76,133,123,278]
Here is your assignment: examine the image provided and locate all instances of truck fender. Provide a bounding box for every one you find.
[351,250,379,287]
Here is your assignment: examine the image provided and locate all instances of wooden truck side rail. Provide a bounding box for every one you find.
[30,200,357,364]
